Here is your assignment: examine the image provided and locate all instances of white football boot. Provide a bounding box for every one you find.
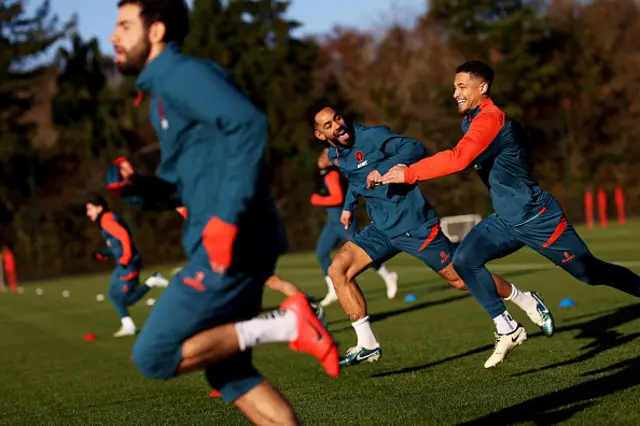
[145,272,169,288]
[113,326,136,338]
[484,324,527,368]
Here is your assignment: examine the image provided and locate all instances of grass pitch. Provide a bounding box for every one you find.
[1,221,639,425]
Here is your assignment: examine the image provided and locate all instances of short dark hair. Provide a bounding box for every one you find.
[308,101,345,131]
[456,60,494,91]
[308,101,331,131]
[86,193,108,209]
[118,0,189,44]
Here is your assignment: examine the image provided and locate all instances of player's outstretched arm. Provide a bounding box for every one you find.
[99,213,133,267]
[106,157,182,211]
[381,111,503,185]
[165,60,267,272]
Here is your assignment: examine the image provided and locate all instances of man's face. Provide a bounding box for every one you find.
[111,4,151,76]
[86,203,103,222]
[453,72,488,114]
[313,107,352,147]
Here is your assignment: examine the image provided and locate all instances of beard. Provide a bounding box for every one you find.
[115,38,151,76]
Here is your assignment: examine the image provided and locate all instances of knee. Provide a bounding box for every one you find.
[132,338,178,380]
[452,246,482,273]
[327,255,351,284]
[561,254,594,285]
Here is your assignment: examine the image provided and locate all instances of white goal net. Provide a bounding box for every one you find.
[440,214,482,243]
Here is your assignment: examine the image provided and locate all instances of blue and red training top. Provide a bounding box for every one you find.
[405,98,550,226]
[96,210,140,269]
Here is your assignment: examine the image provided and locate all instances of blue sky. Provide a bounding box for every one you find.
[41,0,426,52]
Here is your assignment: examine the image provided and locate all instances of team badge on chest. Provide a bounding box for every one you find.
[355,150,368,169]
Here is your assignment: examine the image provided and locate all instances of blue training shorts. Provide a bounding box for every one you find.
[131,256,273,403]
[351,220,455,272]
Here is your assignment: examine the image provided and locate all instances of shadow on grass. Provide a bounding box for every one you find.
[458,356,640,425]
[512,302,640,377]
[373,302,640,384]
[327,294,470,332]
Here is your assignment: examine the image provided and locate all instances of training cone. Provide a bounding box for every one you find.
[559,298,576,308]
[404,294,417,302]
[209,390,221,397]
[84,333,97,341]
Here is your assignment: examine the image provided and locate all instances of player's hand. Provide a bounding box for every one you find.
[366,170,383,188]
[340,210,353,229]
[381,164,408,184]
[203,217,238,274]
[106,157,136,197]
[92,251,109,262]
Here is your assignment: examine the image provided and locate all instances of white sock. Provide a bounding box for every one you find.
[121,316,135,330]
[504,283,537,312]
[352,316,379,349]
[492,311,518,335]
[324,276,336,295]
[235,310,298,351]
[376,264,394,281]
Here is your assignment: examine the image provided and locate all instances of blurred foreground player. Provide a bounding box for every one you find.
[381,60,640,368]
[109,1,338,424]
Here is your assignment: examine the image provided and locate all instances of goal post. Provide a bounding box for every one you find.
[440,214,482,243]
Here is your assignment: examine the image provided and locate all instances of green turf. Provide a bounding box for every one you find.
[1,221,639,425]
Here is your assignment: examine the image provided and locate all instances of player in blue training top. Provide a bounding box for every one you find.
[382,60,640,368]
[86,193,168,337]
[311,147,399,306]
[310,103,554,367]
[107,1,338,424]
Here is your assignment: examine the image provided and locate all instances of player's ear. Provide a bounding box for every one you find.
[149,21,166,44]
[480,82,488,95]
[314,130,326,141]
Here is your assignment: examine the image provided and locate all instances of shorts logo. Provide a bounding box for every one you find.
[561,251,575,263]
[183,271,206,291]
[440,251,450,264]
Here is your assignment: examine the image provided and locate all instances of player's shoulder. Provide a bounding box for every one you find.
[356,123,394,136]
[163,54,230,92]
[477,99,505,119]
[355,123,398,147]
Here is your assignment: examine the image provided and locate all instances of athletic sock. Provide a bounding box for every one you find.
[376,264,394,281]
[352,316,379,349]
[324,276,336,295]
[235,310,298,351]
[492,311,518,335]
[504,283,537,312]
